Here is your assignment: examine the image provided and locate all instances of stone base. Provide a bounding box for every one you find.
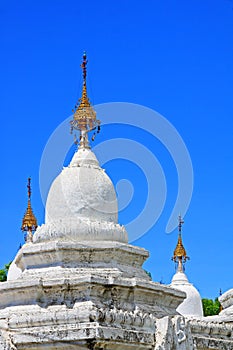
[0,302,155,349]
[0,240,185,349]
[190,317,233,350]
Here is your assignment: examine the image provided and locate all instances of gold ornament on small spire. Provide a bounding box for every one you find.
[21,177,38,243]
[70,52,101,149]
[172,215,189,272]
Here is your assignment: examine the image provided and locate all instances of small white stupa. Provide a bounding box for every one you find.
[170,216,203,317]
[8,177,38,281]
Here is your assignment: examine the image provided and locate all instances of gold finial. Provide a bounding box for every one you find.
[21,177,38,243]
[70,52,101,149]
[172,215,189,272]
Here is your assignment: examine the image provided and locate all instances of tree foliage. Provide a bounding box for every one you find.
[202,298,221,316]
[144,269,152,280]
[0,262,11,282]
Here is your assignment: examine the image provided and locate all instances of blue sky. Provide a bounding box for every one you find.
[1,0,233,299]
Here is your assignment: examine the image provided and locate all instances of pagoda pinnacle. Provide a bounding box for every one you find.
[21,177,38,243]
[172,215,189,272]
[70,52,101,149]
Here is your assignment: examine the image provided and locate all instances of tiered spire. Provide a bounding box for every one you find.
[21,177,38,243]
[70,52,101,149]
[172,215,189,272]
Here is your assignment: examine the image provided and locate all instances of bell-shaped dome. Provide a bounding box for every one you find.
[46,148,118,224]
[171,271,203,317]
[34,148,127,243]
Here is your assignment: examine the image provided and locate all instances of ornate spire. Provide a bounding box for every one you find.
[21,177,38,243]
[70,52,101,149]
[172,215,189,272]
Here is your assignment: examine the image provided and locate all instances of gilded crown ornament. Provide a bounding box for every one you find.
[21,177,38,243]
[70,52,101,149]
[172,215,189,272]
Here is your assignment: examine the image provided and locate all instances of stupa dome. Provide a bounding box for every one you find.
[171,271,203,317]
[34,148,127,243]
[46,148,118,224]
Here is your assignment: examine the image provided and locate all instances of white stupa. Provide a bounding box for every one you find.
[170,216,203,317]
[0,53,190,349]
[8,177,38,281]
[2,53,233,349]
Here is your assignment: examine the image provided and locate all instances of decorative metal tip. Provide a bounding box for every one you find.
[21,178,38,242]
[70,53,101,149]
[81,52,88,83]
[178,214,184,233]
[27,177,31,200]
[172,215,189,270]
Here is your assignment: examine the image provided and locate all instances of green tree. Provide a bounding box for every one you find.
[202,298,221,316]
[144,269,152,280]
[0,262,11,282]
